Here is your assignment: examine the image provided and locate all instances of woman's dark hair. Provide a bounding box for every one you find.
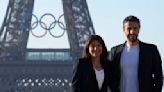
[82,35,108,66]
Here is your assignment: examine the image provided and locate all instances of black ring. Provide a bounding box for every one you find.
[39,13,56,30]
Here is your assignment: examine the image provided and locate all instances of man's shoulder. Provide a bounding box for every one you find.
[140,41,157,48]
[111,43,124,50]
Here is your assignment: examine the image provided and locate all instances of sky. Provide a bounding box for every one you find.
[0,0,164,90]
[1,0,164,70]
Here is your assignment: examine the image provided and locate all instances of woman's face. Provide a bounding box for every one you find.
[89,40,103,58]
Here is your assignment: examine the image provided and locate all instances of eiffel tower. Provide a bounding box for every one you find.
[0,0,95,91]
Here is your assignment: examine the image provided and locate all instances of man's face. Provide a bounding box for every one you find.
[123,21,140,43]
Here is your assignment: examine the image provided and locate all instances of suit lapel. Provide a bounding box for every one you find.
[87,59,108,91]
[138,41,145,90]
[87,59,100,90]
[138,41,145,76]
[116,43,125,64]
[113,43,125,87]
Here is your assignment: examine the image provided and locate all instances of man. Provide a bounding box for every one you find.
[109,15,163,92]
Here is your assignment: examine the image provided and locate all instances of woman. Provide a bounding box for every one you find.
[72,35,112,92]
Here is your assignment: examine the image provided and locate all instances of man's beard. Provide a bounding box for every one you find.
[127,34,138,43]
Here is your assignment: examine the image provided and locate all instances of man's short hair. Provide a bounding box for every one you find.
[123,15,140,28]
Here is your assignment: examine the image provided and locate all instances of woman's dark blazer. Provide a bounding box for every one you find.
[109,41,163,92]
[71,58,111,92]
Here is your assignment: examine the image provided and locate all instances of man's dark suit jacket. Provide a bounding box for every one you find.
[71,58,112,92]
[109,41,163,92]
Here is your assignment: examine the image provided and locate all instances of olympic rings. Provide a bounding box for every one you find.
[19,12,75,38]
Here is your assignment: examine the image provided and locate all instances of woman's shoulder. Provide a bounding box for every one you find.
[73,58,91,70]
[79,58,90,64]
[73,58,87,70]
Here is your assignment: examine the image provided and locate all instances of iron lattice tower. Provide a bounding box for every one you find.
[0,0,34,61]
[0,0,95,91]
